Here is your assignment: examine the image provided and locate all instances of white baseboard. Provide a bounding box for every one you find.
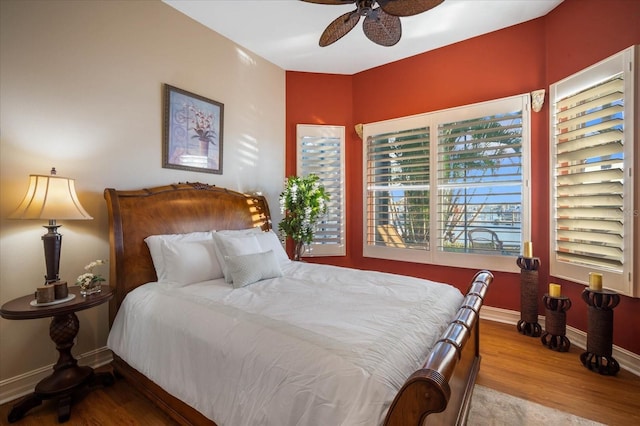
[480,306,640,377]
[0,347,113,405]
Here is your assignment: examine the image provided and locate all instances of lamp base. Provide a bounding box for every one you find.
[42,221,62,284]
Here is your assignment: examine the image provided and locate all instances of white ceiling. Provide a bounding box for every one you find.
[164,0,563,75]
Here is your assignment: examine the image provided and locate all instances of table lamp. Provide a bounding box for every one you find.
[9,168,93,284]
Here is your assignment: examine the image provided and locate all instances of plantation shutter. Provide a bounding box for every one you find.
[363,94,530,272]
[297,124,345,256]
[553,74,625,271]
[437,110,524,256]
[366,126,430,251]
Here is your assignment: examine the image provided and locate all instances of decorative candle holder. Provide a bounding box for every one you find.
[516,256,542,337]
[541,294,571,352]
[580,288,620,375]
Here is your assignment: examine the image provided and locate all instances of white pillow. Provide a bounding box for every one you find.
[144,231,213,280]
[254,230,291,266]
[212,233,263,282]
[160,239,223,285]
[226,250,283,288]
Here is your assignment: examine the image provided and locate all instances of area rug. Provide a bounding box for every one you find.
[467,385,605,425]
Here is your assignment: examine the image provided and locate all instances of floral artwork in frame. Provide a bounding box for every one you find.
[163,84,224,174]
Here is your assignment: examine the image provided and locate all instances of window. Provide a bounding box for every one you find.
[297,124,346,256]
[367,125,430,252]
[364,95,530,273]
[437,110,524,258]
[550,46,637,296]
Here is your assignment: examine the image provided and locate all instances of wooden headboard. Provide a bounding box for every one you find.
[104,183,271,325]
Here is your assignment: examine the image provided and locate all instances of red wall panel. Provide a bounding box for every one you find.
[354,19,546,123]
[546,0,640,84]
[285,72,355,268]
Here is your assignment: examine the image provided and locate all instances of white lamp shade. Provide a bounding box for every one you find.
[10,174,93,220]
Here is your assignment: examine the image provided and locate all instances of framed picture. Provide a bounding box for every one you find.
[163,84,224,174]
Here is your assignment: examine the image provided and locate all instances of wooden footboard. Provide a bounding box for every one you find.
[384,270,492,426]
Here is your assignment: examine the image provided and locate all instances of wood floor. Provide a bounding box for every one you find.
[2,319,639,425]
[475,320,640,426]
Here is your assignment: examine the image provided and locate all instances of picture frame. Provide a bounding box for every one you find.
[162,84,224,174]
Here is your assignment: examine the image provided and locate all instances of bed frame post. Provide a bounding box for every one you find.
[384,270,492,426]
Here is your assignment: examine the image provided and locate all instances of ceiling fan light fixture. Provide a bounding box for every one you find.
[302,0,444,47]
[302,0,445,47]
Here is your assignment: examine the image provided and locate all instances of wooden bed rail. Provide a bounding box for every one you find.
[384,270,493,426]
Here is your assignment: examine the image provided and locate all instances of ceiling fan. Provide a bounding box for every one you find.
[301,0,445,47]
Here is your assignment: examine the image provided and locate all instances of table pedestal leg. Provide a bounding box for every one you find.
[7,313,113,423]
[7,394,42,423]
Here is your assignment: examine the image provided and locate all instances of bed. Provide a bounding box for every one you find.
[104,182,492,426]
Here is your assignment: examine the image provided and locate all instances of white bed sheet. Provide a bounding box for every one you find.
[108,262,463,426]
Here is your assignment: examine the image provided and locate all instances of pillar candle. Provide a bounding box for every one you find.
[54,281,68,299]
[549,283,561,298]
[589,272,603,291]
[523,241,533,258]
[35,285,55,304]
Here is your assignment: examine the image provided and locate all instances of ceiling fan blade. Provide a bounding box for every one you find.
[319,10,361,47]
[377,0,444,17]
[362,8,401,46]
[300,0,355,5]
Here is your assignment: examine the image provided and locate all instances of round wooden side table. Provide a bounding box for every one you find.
[580,288,620,376]
[540,294,571,352]
[0,284,114,423]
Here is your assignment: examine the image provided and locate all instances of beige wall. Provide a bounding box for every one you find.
[0,0,285,385]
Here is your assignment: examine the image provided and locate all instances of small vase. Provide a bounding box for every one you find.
[198,139,209,156]
[80,280,102,296]
[293,241,305,261]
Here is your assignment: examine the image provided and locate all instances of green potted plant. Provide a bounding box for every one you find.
[279,174,329,260]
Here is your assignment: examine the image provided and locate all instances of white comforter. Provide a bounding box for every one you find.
[108,262,463,426]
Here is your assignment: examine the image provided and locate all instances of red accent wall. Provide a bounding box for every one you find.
[285,72,355,268]
[285,0,640,354]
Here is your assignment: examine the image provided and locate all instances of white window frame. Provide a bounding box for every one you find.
[549,46,637,297]
[363,94,531,273]
[296,124,346,257]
